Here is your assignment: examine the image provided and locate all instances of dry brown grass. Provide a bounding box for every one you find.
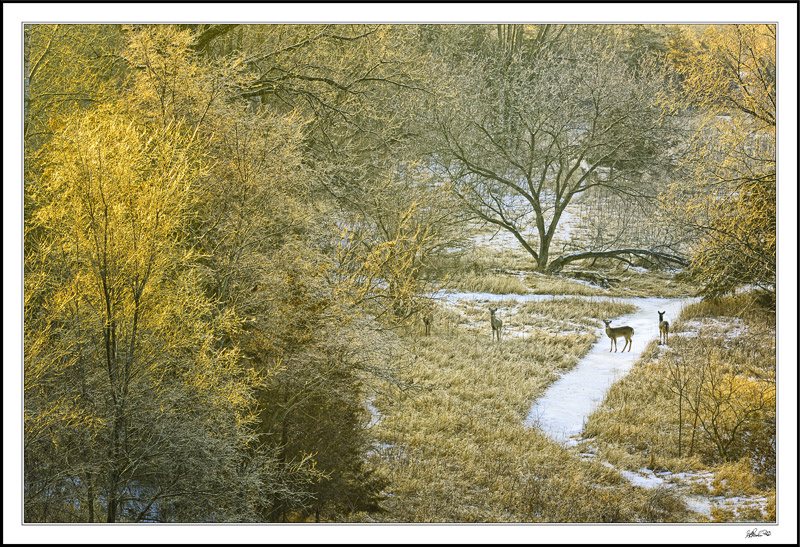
[441,256,693,300]
[545,264,695,298]
[525,272,610,296]
[676,291,775,324]
[610,268,695,298]
[363,298,682,522]
[581,294,776,522]
[360,223,742,522]
[447,271,531,295]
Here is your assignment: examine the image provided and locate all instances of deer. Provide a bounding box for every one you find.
[422,307,434,336]
[489,307,503,342]
[602,319,634,352]
[658,311,669,345]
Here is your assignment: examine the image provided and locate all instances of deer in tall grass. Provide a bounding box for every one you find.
[602,319,633,352]
[422,307,434,336]
[489,307,503,342]
[658,311,669,345]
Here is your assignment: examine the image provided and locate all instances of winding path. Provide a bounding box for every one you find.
[440,291,698,443]
[522,296,698,444]
[439,291,736,515]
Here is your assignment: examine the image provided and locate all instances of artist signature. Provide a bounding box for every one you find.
[745,528,771,538]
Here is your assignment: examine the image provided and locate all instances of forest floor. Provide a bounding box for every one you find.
[364,217,775,523]
[427,291,772,521]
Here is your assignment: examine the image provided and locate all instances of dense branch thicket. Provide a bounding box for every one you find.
[24,23,436,523]
[663,24,776,300]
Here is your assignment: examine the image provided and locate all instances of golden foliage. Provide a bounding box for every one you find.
[663,25,775,298]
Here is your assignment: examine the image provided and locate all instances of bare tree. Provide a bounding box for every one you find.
[429,25,686,272]
[664,355,691,457]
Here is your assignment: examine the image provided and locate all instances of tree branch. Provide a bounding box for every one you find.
[547,247,688,273]
[188,24,238,52]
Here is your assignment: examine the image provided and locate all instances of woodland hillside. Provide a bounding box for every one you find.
[21,23,779,525]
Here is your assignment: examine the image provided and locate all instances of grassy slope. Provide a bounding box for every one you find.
[582,293,776,522]
[445,244,696,299]
[365,299,692,522]
[360,222,773,523]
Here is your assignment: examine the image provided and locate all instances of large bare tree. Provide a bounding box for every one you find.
[430,25,686,273]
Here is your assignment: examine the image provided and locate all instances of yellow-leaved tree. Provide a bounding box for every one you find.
[23,25,295,523]
[25,103,268,522]
[664,24,775,300]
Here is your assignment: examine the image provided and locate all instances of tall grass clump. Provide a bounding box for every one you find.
[517,298,637,328]
[525,272,610,296]
[448,271,531,295]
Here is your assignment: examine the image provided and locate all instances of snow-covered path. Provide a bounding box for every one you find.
[436,291,768,517]
[523,296,698,444]
[439,291,698,443]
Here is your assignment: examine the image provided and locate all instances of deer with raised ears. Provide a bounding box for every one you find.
[489,307,503,342]
[602,319,634,352]
[422,307,434,336]
[658,311,669,345]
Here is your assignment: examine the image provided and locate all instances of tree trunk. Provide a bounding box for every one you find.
[106,481,117,522]
[546,248,688,273]
[87,476,95,522]
[107,405,123,522]
[677,394,683,458]
[536,237,551,273]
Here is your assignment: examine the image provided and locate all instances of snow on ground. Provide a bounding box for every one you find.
[433,218,774,521]
[439,291,698,445]
[407,287,771,520]
[678,317,756,342]
[612,467,772,519]
[618,468,668,489]
[366,399,383,428]
[521,296,699,445]
[438,290,556,303]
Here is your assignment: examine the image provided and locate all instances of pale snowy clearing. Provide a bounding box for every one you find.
[399,287,772,520]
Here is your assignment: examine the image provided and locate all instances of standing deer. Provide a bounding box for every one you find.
[602,319,634,352]
[658,311,669,345]
[489,307,503,342]
[422,308,434,336]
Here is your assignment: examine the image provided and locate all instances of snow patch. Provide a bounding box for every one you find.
[619,468,666,489]
[366,399,384,428]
